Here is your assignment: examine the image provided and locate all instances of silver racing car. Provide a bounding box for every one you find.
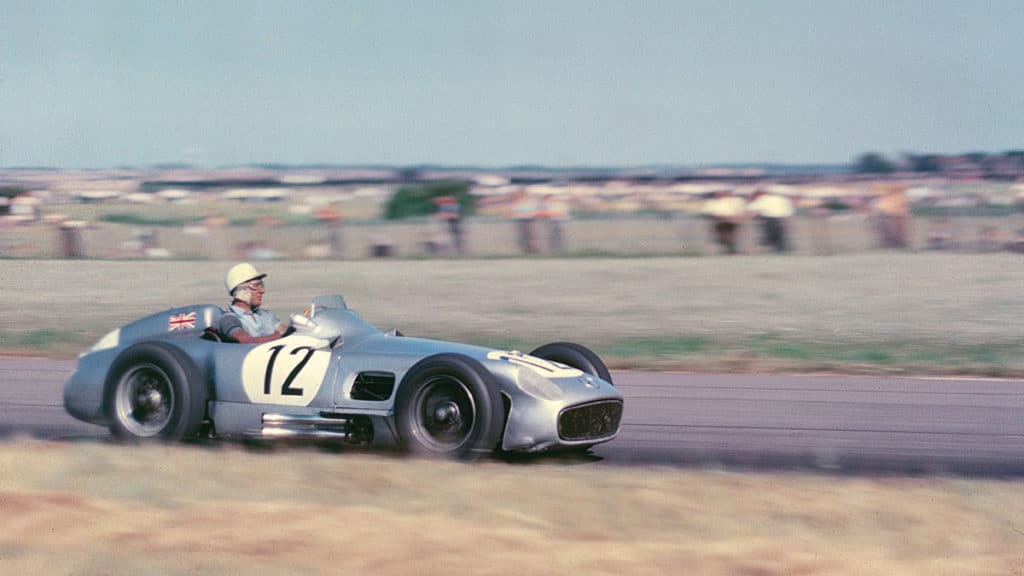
[64,295,623,458]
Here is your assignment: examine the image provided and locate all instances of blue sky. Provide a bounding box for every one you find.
[1,1,1021,168]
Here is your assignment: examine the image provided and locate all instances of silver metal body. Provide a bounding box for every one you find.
[64,295,623,453]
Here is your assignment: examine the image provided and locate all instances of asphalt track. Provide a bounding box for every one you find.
[3,356,1024,475]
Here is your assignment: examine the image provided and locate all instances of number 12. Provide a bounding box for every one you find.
[263,345,315,396]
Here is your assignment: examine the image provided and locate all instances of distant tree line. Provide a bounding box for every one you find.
[0,186,26,215]
[385,181,474,220]
[0,186,24,199]
[854,151,1024,175]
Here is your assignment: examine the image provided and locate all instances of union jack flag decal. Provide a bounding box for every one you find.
[168,311,196,331]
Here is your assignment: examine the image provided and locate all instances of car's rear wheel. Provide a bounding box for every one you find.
[395,354,503,460]
[529,341,613,385]
[103,342,208,441]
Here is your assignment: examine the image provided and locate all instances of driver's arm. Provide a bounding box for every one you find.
[219,313,286,344]
[267,312,289,338]
[227,327,284,344]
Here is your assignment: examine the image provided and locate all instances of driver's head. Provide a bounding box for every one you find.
[225,262,267,309]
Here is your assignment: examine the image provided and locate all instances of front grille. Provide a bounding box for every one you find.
[558,400,623,442]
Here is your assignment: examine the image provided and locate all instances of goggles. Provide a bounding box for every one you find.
[243,279,265,291]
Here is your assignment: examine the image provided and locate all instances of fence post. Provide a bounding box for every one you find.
[58,221,86,258]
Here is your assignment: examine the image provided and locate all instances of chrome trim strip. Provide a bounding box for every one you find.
[261,428,352,439]
[261,414,350,427]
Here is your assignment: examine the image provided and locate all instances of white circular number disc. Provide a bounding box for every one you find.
[241,336,332,406]
[487,350,583,378]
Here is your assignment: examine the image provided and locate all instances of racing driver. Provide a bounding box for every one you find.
[219,262,288,344]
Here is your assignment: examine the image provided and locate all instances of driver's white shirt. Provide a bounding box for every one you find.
[223,303,281,338]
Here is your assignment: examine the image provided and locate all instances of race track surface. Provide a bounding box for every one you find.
[4,357,1024,475]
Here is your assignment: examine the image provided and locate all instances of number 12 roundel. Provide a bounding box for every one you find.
[241,336,332,406]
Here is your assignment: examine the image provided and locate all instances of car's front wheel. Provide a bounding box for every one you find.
[103,342,208,441]
[395,354,503,460]
[529,341,613,385]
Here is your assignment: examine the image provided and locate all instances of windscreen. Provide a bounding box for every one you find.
[310,294,347,316]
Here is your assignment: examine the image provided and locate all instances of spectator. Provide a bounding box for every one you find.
[538,193,570,253]
[512,190,540,253]
[434,196,464,255]
[703,190,746,254]
[58,220,87,258]
[873,184,910,249]
[747,190,794,252]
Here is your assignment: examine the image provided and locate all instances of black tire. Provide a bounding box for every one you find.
[528,342,613,385]
[103,342,208,441]
[395,353,504,460]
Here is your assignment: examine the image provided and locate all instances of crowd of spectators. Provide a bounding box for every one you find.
[3,180,1024,259]
[696,183,1024,256]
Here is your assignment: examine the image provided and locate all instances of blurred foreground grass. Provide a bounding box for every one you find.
[0,441,1022,575]
[2,254,1023,375]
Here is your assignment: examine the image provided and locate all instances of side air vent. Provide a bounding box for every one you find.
[351,371,396,401]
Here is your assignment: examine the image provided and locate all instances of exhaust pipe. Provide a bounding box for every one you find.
[261,413,352,439]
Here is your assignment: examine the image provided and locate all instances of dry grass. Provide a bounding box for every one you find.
[0,441,1022,575]
[2,255,1023,374]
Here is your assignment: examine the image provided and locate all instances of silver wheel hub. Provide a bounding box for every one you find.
[412,376,477,452]
[433,402,460,425]
[114,363,175,437]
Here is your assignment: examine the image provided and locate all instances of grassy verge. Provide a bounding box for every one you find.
[6,330,1024,377]
[2,255,1023,376]
[1,441,1022,575]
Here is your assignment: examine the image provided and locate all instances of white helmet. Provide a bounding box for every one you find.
[225,262,266,296]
